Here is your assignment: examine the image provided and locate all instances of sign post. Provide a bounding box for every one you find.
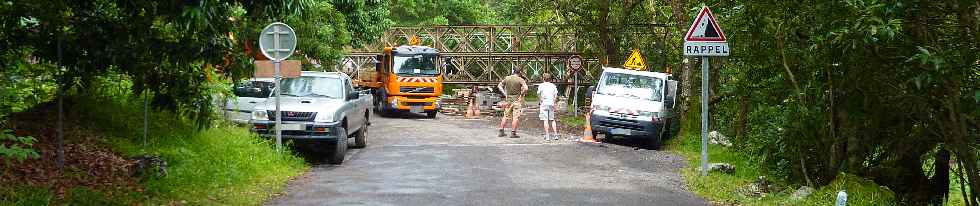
[259,22,297,152]
[568,55,583,116]
[683,6,729,176]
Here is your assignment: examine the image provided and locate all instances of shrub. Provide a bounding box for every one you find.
[0,129,39,165]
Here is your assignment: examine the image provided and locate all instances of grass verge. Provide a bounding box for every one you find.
[665,106,895,205]
[1,75,308,205]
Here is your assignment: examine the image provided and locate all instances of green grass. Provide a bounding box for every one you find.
[559,115,586,128]
[666,100,896,205]
[668,132,896,205]
[523,91,539,102]
[2,75,308,205]
[0,186,53,206]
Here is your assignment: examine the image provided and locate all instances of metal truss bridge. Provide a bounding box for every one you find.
[338,24,667,85]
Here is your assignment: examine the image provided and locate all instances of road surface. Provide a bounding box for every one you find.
[266,112,706,206]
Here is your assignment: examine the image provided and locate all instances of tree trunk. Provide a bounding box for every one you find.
[597,0,618,66]
[668,0,690,121]
[56,88,64,170]
[734,95,748,141]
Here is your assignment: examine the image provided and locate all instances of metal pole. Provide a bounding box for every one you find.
[700,57,709,176]
[273,25,283,153]
[143,83,148,149]
[573,73,579,116]
[275,60,282,152]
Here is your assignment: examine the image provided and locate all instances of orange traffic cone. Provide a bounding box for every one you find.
[581,109,597,143]
[467,96,481,118]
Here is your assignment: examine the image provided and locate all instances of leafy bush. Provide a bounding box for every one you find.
[0,129,39,165]
[0,49,58,123]
[73,73,308,205]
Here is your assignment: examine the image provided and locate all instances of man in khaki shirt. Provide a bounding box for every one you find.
[497,69,528,138]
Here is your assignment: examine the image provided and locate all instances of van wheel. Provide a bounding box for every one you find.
[352,126,367,149]
[327,127,348,164]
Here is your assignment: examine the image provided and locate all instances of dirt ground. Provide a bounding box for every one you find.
[447,100,586,140]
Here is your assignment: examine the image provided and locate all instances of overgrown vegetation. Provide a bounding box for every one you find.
[1,74,308,205]
[669,131,897,205]
[2,0,976,205]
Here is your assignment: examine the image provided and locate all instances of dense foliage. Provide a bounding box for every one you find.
[0,0,390,126]
[710,0,979,204]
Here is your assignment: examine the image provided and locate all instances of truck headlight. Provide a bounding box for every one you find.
[314,113,335,122]
[252,110,269,120]
[391,98,398,107]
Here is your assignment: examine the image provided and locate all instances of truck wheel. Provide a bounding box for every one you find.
[425,110,437,118]
[377,89,391,117]
[352,126,368,148]
[327,127,348,164]
[373,97,382,113]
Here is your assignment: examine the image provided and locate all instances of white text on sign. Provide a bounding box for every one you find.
[684,42,729,57]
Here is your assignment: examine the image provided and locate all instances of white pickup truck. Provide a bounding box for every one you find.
[587,67,677,149]
[250,71,373,164]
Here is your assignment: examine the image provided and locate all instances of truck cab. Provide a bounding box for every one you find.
[588,67,677,148]
[369,45,444,118]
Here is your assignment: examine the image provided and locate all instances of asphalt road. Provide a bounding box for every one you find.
[265,112,706,206]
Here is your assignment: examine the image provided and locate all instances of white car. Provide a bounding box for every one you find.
[223,78,274,124]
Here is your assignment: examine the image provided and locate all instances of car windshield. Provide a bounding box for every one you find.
[278,76,344,98]
[393,55,439,77]
[233,80,274,98]
[596,72,664,101]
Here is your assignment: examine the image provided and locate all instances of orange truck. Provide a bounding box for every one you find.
[356,45,444,118]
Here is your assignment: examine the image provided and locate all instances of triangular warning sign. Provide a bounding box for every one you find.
[685,6,727,42]
[409,35,421,46]
[623,49,647,70]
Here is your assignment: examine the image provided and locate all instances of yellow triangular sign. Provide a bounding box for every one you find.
[623,49,646,70]
[409,35,421,46]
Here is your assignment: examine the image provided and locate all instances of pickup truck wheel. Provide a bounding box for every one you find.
[327,128,348,164]
[352,126,367,148]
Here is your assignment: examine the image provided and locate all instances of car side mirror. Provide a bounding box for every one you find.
[347,92,359,100]
[585,86,595,98]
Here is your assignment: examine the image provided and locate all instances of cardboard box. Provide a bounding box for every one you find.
[254,60,302,78]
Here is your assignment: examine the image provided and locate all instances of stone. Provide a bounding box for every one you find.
[707,162,736,174]
[791,186,815,201]
[708,131,732,147]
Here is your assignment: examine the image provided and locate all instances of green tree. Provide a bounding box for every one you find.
[389,0,494,25]
[332,0,393,47]
[705,0,979,204]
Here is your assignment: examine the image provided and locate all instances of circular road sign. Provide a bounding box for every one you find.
[568,55,583,72]
[259,22,297,61]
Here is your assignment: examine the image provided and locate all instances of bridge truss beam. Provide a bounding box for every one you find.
[341,52,601,85]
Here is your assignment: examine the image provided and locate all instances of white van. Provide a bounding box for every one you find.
[588,67,677,148]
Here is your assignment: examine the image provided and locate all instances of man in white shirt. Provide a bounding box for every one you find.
[537,73,560,140]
